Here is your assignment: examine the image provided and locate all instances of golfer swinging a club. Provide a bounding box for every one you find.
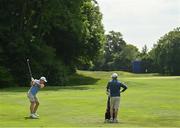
[106,73,128,123]
[27,76,47,119]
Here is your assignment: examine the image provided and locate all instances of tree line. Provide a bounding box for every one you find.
[0,0,179,88]
[89,28,180,76]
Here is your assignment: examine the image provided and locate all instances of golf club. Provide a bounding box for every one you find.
[26,59,33,80]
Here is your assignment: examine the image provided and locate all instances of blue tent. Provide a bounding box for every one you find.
[132,60,142,73]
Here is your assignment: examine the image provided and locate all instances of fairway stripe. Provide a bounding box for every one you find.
[125,76,180,80]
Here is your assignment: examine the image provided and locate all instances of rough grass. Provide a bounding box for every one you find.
[0,70,180,127]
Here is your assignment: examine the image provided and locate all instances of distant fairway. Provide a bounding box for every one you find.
[0,71,180,127]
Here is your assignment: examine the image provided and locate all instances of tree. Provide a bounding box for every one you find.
[0,0,105,87]
[112,44,139,71]
[141,45,148,55]
[104,31,126,64]
[151,27,180,75]
[92,31,139,71]
[78,0,105,64]
[140,45,152,73]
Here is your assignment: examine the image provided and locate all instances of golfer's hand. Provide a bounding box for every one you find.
[31,77,34,81]
[39,84,45,88]
[106,91,110,96]
[31,77,35,86]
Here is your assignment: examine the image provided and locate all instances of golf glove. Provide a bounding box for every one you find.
[31,77,34,81]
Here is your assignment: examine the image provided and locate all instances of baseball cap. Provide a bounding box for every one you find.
[111,73,118,78]
[40,76,47,82]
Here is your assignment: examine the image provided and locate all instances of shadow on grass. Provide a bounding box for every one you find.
[0,73,99,92]
[24,116,39,120]
[67,73,99,86]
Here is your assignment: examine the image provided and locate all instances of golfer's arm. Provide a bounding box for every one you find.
[106,82,110,92]
[121,83,128,92]
[31,81,35,86]
[39,84,45,88]
[106,82,110,95]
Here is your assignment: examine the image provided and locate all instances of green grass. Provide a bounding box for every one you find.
[0,70,180,127]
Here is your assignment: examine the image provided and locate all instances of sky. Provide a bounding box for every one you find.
[97,0,180,50]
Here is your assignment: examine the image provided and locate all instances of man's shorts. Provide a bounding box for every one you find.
[110,97,120,110]
[27,92,39,102]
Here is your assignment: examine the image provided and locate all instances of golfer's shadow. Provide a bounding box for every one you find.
[24,116,39,120]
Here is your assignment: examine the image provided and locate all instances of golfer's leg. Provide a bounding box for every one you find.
[28,93,36,114]
[33,97,39,113]
[33,101,39,113]
[30,102,36,114]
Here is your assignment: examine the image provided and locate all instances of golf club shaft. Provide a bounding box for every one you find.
[27,59,33,79]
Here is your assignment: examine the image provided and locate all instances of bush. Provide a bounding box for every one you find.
[0,66,15,88]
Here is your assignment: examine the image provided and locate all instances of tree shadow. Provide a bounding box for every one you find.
[67,73,99,86]
[42,86,92,91]
[40,74,100,91]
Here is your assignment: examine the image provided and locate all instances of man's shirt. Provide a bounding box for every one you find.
[107,80,127,97]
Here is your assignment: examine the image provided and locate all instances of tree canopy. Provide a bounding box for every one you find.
[0,0,104,87]
[92,31,139,71]
[150,27,180,75]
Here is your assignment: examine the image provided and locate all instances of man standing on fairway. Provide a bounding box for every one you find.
[27,77,47,118]
[106,73,128,123]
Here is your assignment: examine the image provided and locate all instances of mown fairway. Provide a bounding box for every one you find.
[0,71,180,127]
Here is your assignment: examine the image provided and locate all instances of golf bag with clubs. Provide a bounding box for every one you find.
[105,96,115,120]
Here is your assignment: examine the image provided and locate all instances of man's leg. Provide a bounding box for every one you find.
[110,97,115,121]
[27,93,39,118]
[30,102,36,114]
[114,109,118,120]
[28,93,36,114]
[33,101,39,113]
[114,97,120,122]
[110,106,114,119]
[30,102,39,118]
